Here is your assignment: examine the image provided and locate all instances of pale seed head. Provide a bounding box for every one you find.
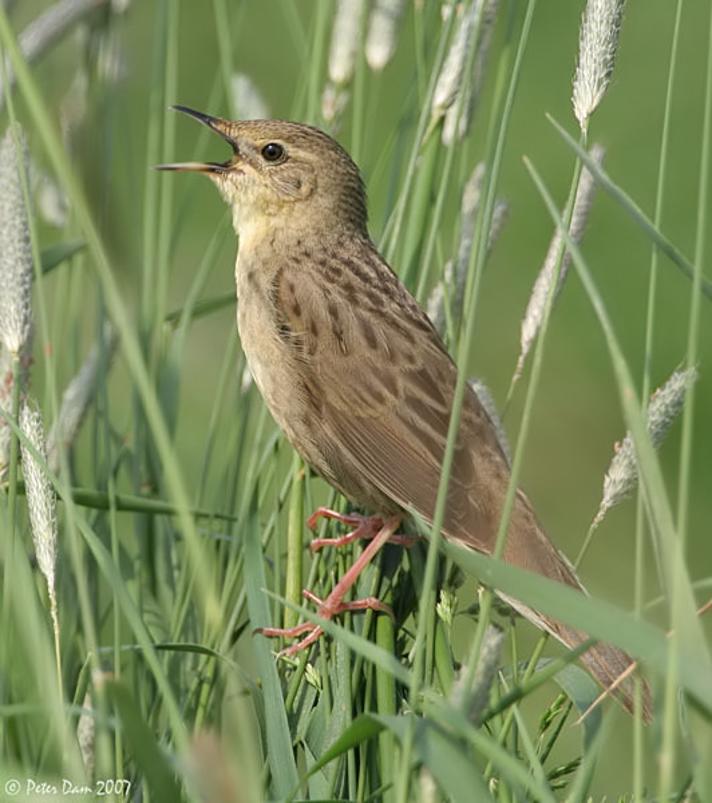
[450,624,503,724]
[432,0,482,119]
[0,344,12,479]
[442,0,499,145]
[572,0,625,131]
[77,692,96,778]
[593,366,698,528]
[513,144,604,386]
[231,73,270,120]
[0,124,33,356]
[47,324,117,473]
[365,0,406,71]
[328,0,367,85]
[20,400,58,603]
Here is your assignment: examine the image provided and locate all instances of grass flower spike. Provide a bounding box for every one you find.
[47,324,117,473]
[592,366,698,528]
[365,0,405,71]
[572,0,625,131]
[432,0,482,121]
[231,73,270,120]
[0,123,33,356]
[512,144,604,388]
[442,0,499,145]
[328,0,366,85]
[20,400,61,678]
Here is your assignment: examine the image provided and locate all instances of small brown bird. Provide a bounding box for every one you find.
[158,106,649,718]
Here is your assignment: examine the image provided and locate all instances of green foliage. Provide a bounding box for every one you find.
[0,1,710,801]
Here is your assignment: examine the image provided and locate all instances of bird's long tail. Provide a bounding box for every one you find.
[497,495,652,722]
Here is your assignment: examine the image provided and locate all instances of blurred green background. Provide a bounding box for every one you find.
[9,0,712,793]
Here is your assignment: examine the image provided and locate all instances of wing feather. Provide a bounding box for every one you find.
[273,246,508,552]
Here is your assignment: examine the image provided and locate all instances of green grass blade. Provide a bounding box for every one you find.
[547,114,712,302]
[242,506,299,796]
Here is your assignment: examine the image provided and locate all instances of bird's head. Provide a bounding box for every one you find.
[156,106,368,241]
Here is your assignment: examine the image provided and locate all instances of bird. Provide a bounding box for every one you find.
[157,105,650,719]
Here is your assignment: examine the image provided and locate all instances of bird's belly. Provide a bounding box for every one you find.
[237,296,288,414]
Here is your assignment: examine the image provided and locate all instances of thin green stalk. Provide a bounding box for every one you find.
[382,10,456,264]
[397,4,538,801]
[154,0,180,347]
[661,2,711,797]
[483,635,548,780]
[0,5,223,640]
[633,1,684,795]
[414,0,486,302]
[525,153,712,700]
[306,0,330,124]
[140,0,168,338]
[284,455,304,629]
[212,0,235,115]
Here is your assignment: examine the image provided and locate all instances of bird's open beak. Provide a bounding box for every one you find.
[154,105,238,174]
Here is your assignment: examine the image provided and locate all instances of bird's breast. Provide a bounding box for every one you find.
[235,254,287,407]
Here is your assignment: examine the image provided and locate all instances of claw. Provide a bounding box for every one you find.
[255,515,403,656]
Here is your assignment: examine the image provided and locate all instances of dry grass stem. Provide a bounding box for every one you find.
[572,0,625,131]
[0,123,33,357]
[365,0,405,71]
[592,366,698,529]
[512,144,604,388]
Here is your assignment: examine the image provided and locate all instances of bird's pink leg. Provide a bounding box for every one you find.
[308,507,418,551]
[255,515,402,657]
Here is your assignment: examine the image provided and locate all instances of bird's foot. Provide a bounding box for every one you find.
[258,590,395,657]
[255,515,402,656]
[308,507,418,551]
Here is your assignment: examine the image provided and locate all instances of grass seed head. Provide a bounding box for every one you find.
[450,624,504,725]
[328,0,367,85]
[0,124,33,357]
[47,324,117,473]
[442,0,499,145]
[231,73,270,120]
[321,81,350,124]
[365,0,405,71]
[20,400,58,602]
[572,0,625,131]
[513,144,604,387]
[0,344,12,479]
[77,692,96,778]
[593,366,698,527]
[432,0,482,120]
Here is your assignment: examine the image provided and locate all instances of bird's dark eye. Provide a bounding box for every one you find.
[261,142,284,162]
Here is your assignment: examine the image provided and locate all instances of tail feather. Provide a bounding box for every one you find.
[495,496,652,721]
[498,590,651,721]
